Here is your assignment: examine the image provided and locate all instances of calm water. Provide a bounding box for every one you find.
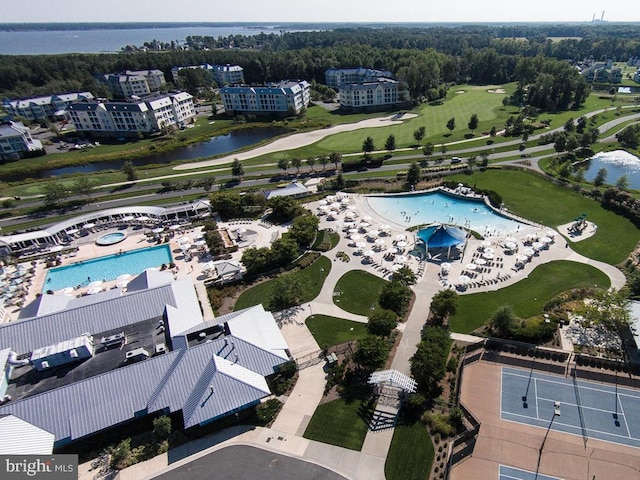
[366,191,526,235]
[5,127,288,181]
[0,25,283,55]
[580,150,640,190]
[43,244,173,291]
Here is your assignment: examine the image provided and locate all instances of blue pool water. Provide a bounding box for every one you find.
[44,245,173,292]
[366,191,525,235]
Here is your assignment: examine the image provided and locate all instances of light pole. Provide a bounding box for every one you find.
[535,402,560,479]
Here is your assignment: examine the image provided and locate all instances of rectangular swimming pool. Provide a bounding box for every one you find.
[44,245,173,292]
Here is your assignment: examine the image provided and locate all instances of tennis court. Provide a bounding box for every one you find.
[501,367,640,448]
[499,465,560,480]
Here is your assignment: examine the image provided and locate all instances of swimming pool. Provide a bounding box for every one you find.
[44,244,173,292]
[96,232,127,246]
[366,190,526,235]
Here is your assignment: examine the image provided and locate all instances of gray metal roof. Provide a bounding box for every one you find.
[0,282,180,354]
[0,414,55,455]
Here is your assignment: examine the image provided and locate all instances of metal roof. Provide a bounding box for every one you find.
[0,415,55,455]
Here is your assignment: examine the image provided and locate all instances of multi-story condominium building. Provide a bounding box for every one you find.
[101,69,166,98]
[67,92,195,137]
[325,68,393,89]
[338,78,402,111]
[634,69,640,84]
[220,80,310,117]
[171,64,245,86]
[0,121,44,161]
[581,60,622,84]
[2,92,94,121]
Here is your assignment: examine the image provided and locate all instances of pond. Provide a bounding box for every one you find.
[5,126,289,181]
[578,150,640,190]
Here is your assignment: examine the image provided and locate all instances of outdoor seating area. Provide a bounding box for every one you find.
[0,262,36,309]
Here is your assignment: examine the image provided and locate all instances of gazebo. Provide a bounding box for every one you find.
[417,224,467,259]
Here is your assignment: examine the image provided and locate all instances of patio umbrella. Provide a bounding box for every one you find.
[396,241,408,248]
[505,237,517,243]
[180,243,192,251]
[391,264,403,272]
[61,286,75,294]
[117,281,129,289]
[88,280,103,288]
[458,275,471,284]
[330,202,342,210]
[326,195,337,202]
[526,233,537,240]
[380,224,391,230]
[465,263,478,271]
[83,222,95,229]
[541,236,553,244]
[117,274,131,281]
[363,250,375,257]
[482,252,494,260]
[344,211,356,218]
[193,233,204,240]
[484,247,495,255]
[395,234,407,241]
[194,240,207,246]
[319,200,328,206]
[87,287,103,295]
[355,241,367,249]
[481,240,492,248]
[152,227,164,234]
[441,262,452,270]
[546,230,556,238]
[375,239,386,247]
[532,242,543,251]
[348,228,358,234]
[237,228,247,235]
[523,248,535,257]
[347,205,357,210]
[368,229,380,237]
[394,255,408,264]
[474,258,487,266]
[504,242,517,250]
[387,247,398,255]
[516,254,529,263]
[169,224,182,230]
[49,245,64,252]
[350,234,361,241]
[359,222,370,228]
[66,228,79,235]
[121,215,134,222]
[137,216,150,222]
[362,216,372,222]
[177,236,190,243]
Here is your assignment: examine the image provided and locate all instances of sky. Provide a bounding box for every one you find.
[2,0,638,24]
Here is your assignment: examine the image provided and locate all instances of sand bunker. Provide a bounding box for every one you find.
[487,88,506,94]
[455,90,466,94]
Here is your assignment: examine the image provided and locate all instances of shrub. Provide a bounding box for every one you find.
[255,398,282,425]
[422,412,454,437]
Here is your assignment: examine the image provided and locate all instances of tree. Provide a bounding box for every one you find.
[269,276,304,310]
[616,174,630,191]
[329,151,342,170]
[152,416,172,446]
[576,116,587,134]
[231,158,244,180]
[123,161,137,182]
[422,142,434,159]
[306,156,316,172]
[430,289,458,325]
[71,175,97,200]
[406,161,421,187]
[616,124,640,149]
[467,113,479,133]
[410,326,451,396]
[489,305,518,338]
[334,172,346,190]
[446,117,456,134]
[379,281,412,316]
[277,157,290,176]
[354,335,390,370]
[489,125,497,138]
[203,221,226,256]
[288,213,319,248]
[413,126,426,143]
[392,265,417,287]
[269,236,300,266]
[291,156,302,175]
[318,154,329,171]
[267,196,304,223]
[563,117,575,132]
[42,180,67,208]
[593,167,608,188]
[362,136,375,153]
[576,288,631,335]
[367,309,398,337]
[385,134,396,152]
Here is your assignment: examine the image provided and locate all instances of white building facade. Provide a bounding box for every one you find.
[0,121,44,161]
[67,92,195,137]
[101,69,167,98]
[325,68,393,89]
[220,80,310,117]
[2,92,95,121]
[171,64,245,85]
[339,78,402,111]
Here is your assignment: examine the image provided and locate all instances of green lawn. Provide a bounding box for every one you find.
[385,415,434,480]
[234,255,331,310]
[303,397,371,450]
[333,270,388,316]
[449,169,640,265]
[306,314,368,347]
[449,260,611,333]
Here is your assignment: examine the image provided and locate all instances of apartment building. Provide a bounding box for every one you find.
[325,68,393,89]
[338,78,402,111]
[101,69,167,98]
[0,121,44,161]
[171,64,245,85]
[220,80,310,117]
[2,92,95,121]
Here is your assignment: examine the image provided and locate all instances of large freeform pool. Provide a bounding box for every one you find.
[366,191,526,235]
[44,245,173,292]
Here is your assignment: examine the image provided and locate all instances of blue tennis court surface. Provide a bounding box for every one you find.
[499,465,560,480]
[501,367,640,448]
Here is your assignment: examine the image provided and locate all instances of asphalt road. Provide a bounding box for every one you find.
[152,445,348,480]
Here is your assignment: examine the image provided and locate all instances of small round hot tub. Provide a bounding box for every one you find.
[96,232,127,246]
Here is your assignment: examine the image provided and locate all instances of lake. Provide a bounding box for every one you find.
[0,25,286,55]
[580,150,640,190]
[2,126,289,181]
